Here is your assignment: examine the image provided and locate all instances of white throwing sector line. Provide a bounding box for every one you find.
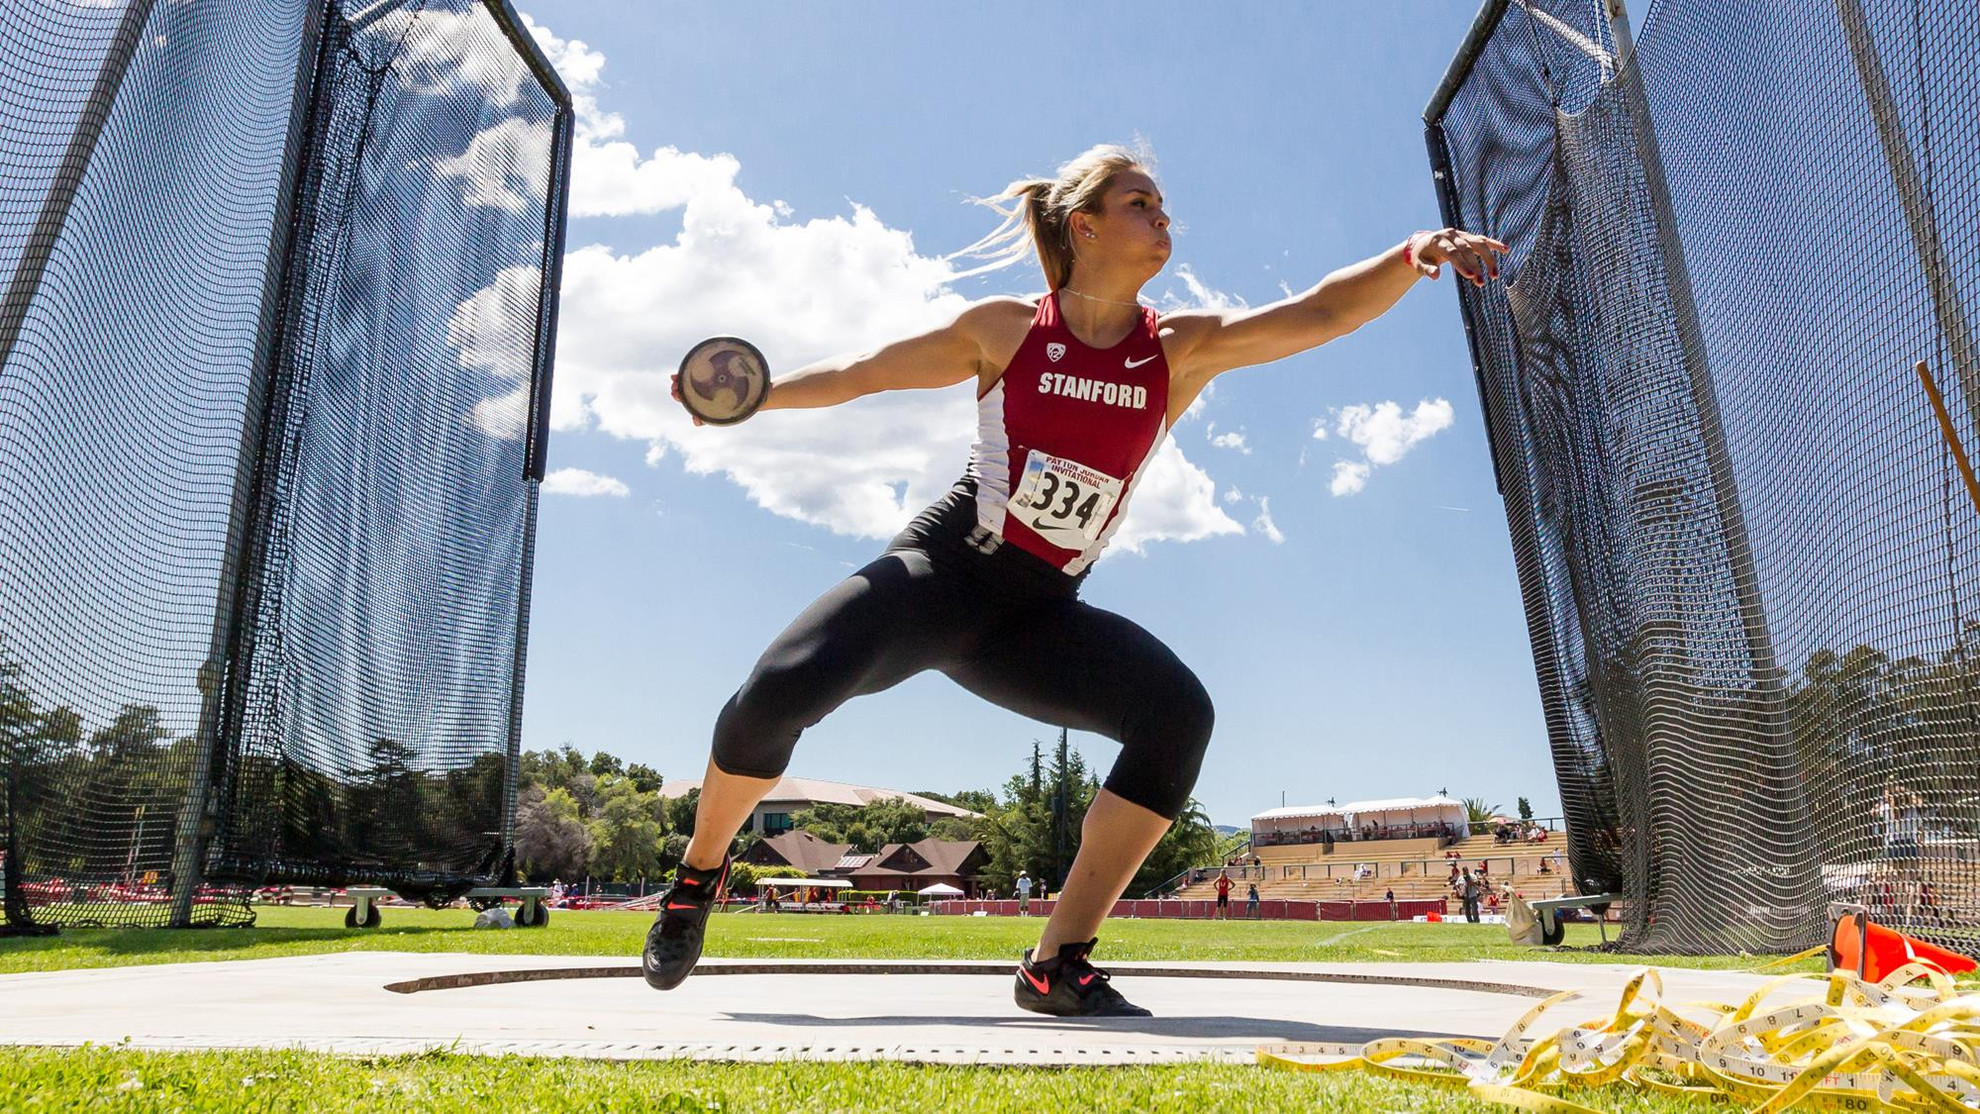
[1315,925,1383,947]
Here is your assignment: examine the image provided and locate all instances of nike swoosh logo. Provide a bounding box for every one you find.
[666,902,699,911]
[1124,355,1158,368]
[1077,973,1096,987]
[1020,967,1051,994]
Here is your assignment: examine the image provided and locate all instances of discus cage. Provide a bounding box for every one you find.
[0,0,572,932]
[1428,0,1980,953]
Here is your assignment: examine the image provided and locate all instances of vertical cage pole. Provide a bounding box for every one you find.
[167,0,332,926]
[497,60,573,876]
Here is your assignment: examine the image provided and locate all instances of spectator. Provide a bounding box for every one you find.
[1460,869,1483,923]
[1386,887,1397,921]
[1538,859,1551,875]
[1919,881,1946,927]
[1486,889,1501,915]
[1215,870,1233,920]
[1246,882,1260,920]
[1016,871,1033,917]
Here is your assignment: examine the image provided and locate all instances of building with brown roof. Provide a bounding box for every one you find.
[846,839,988,897]
[658,774,978,838]
[738,831,851,876]
[737,832,988,897]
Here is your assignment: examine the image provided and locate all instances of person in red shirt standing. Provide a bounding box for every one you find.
[1214,870,1233,920]
[643,143,1505,1017]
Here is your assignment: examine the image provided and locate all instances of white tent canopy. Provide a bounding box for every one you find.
[917,882,964,897]
[757,877,849,889]
[1251,795,1467,834]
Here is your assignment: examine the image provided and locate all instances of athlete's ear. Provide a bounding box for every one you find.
[1068,211,1095,243]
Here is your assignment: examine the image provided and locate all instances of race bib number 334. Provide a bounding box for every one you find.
[1009,450,1125,548]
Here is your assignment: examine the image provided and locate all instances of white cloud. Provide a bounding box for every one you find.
[1335,398,1454,465]
[449,262,543,439]
[1157,264,1247,313]
[435,116,552,213]
[1223,487,1244,504]
[1178,380,1214,424]
[542,468,630,497]
[372,8,543,108]
[1252,496,1285,544]
[1319,399,1453,497]
[455,16,1239,554]
[1208,427,1251,454]
[1109,442,1245,554]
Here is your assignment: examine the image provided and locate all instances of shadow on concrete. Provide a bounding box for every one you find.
[722,1013,1464,1044]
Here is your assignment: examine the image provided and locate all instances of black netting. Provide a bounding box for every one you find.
[0,0,569,930]
[1430,0,1980,953]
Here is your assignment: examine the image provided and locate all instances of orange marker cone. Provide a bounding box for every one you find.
[1829,910,1976,982]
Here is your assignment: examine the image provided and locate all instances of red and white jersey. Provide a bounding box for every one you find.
[968,292,1172,574]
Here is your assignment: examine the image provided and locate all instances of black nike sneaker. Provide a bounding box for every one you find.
[641,854,731,991]
[1013,937,1152,1017]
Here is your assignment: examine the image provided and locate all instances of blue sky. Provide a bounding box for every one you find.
[507,2,1639,827]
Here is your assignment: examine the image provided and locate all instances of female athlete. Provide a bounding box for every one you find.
[644,144,1506,1016]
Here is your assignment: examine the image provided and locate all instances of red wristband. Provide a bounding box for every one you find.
[1402,236,1415,268]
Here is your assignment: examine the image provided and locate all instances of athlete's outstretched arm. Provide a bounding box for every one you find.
[1164,228,1506,386]
[669,298,1029,421]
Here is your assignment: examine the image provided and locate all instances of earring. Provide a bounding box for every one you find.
[1086,232,1096,240]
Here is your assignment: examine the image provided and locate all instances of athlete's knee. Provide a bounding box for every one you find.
[709,659,836,779]
[1104,674,1215,820]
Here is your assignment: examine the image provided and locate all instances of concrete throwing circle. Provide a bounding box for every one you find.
[0,954,1788,1066]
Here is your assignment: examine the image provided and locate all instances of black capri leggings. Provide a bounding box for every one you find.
[710,483,1214,820]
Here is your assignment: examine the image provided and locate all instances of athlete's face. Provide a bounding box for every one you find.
[1084,171,1171,274]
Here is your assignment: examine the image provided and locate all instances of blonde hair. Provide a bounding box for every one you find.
[953,142,1156,290]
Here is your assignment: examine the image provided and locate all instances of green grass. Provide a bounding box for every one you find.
[0,904,1823,976]
[0,909,1820,1111]
[0,1044,1730,1112]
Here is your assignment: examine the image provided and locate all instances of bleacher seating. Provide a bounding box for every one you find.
[1177,830,1574,908]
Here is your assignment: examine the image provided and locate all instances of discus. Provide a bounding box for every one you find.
[677,336,770,426]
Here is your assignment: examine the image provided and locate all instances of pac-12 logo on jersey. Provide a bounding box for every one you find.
[1046,342,1066,363]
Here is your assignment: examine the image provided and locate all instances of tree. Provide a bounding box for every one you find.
[665,787,698,837]
[514,784,591,879]
[914,788,998,815]
[659,831,688,870]
[1462,797,1500,833]
[974,740,1098,892]
[1131,797,1220,895]
[587,775,667,882]
[518,744,589,793]
[626,762,662,794]
[928,815,977,841]
[1517,797,1533,822]
[791,798,929,852]
[589,750,625,779]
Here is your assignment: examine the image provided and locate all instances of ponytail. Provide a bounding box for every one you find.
[950,143,1154,290]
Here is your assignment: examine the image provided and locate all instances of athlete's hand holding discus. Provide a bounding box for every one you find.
[644,144,1507,1016]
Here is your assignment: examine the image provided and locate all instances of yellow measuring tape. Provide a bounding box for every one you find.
[1258,955,1980,1111]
